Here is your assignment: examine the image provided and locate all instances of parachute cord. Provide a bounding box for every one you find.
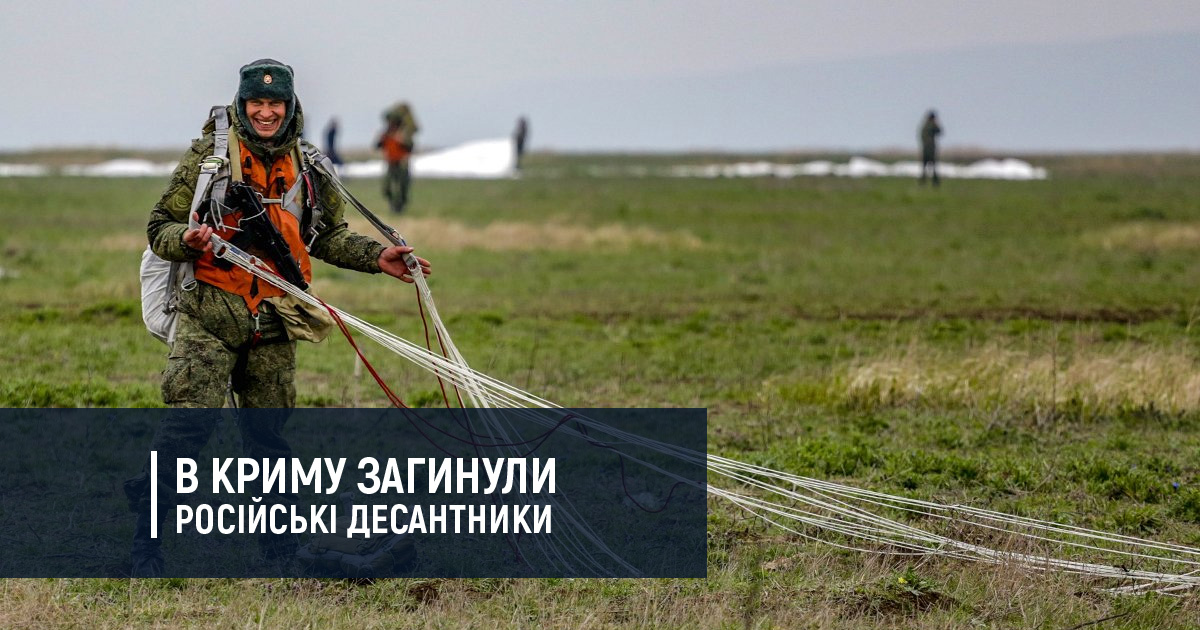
[319,296,406,409]
[414,282,466,410]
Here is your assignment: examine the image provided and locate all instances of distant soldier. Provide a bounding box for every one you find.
[376,102,419,214]
[324,117,343,171]
[513,116,529,170]
[919,110,942,186]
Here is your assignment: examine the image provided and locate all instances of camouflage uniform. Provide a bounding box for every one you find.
[126,95,387,572]
[378,102,418,214]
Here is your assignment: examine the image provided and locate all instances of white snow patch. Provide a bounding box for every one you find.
[28,138,513,180]
[62,159,178,177]
[5,143,1044,182]
[337,138,517,179]
[960,158,1048,180]
[339,160,386,178]
[836,157,890,177]
[0,163,50,177]
[666,157,1046,180]
[412,138,516,179]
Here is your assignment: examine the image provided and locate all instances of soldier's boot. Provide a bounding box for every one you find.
[130,511,165,578]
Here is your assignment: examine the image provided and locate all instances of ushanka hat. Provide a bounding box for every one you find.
[236,58,296,139]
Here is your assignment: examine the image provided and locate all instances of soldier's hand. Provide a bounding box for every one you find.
[183,212,214,253]
[378,246,431,284]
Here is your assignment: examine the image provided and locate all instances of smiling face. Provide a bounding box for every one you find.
[244,98,288,139]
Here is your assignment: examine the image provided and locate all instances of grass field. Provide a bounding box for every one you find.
[2,152,1200,627]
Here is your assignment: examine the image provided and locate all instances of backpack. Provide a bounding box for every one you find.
[140,106,333,345]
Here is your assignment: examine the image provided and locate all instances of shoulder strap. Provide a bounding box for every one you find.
[228,124,243,184]
[297,140,333,251]
[279,146,306,226]
[187,106,231,230]
[170,106,232,305]
[209,107,233,209]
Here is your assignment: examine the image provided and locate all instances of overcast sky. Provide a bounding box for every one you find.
[2,1,1198,152]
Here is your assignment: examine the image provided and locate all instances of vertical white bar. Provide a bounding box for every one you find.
[150,450,158,539]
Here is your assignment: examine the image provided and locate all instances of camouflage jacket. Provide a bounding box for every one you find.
[147,104,385,273]
[147,103,386,331]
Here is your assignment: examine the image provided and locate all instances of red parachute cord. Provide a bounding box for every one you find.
[315,296,408,409]
[315,288,683,560]
[409,286,528,565]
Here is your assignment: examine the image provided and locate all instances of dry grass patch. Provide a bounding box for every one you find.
[347,215,703,252]
[1083,221,1200,253]
[840,343,1200,414]
[95,216,703,255]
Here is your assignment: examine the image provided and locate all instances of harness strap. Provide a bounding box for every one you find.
[279,146,305,224]
[298,141,332,251]
[170,105,232,311]
[208,107,232,219]
[229,125,244,184]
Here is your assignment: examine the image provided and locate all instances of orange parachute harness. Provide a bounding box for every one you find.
[192,134,313,315]
[142,105,330,346]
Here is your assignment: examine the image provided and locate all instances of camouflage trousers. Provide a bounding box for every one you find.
[126,285,298,515]
[382,160,411,214]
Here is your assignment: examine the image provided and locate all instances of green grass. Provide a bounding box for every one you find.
[3,153,1200,627]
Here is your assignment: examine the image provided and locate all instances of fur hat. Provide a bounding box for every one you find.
[236,58,296,139]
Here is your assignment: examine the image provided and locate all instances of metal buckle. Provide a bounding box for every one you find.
[252,190,283,206]
[200,156,227,174]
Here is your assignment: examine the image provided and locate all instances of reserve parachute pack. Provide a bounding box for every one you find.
[140,105,337,345]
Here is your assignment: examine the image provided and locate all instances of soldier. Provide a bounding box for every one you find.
[376,102,419,214]
[323,117,343,172]
[125,59,431,577]
[919,110,942,187]
[513,116,529,170]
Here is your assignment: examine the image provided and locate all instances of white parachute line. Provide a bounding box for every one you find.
[713,477,1200,577]
[718,486,1200,588]
[715,489,967,557]
[713,486,1200,588]
[215,239,637,573]
[707,465,1200,573]
[712,472,944,543]
[210,237,1200,590]
[707,455,1199,551]
[707,457,1200,560]
[708,474,957,553]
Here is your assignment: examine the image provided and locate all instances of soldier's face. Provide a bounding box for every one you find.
[245,99,287,138]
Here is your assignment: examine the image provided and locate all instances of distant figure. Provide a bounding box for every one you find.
[376,102,419,214]
[919,110,942,186]
[323,117,343,170]
[513,116,529,170]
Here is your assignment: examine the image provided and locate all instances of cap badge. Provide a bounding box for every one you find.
[263,74,273,84]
